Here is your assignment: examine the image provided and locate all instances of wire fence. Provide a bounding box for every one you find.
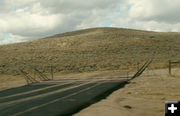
[17,59,155,85]
[168,60,180,76]
[1,59,179,86]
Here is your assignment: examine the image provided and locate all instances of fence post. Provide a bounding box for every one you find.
[169,60,171,76]
[137,62,140,72]
[126,62,130,80]
[51,65,54,80]
[34,69,36,79]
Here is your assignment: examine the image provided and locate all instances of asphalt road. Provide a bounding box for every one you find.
[0,79,128,116]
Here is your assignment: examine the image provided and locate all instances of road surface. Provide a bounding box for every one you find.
[0,78,128,116]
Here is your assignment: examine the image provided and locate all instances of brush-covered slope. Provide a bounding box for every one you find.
[0,27,180,75]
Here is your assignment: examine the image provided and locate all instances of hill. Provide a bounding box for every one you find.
[0,27,180,75]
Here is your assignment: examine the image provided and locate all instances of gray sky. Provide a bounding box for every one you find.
[0,0,180,44]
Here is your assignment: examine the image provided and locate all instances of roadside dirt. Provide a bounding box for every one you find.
[74,68,180,116]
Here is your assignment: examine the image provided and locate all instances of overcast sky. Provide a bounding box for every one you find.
[0,0,180,44]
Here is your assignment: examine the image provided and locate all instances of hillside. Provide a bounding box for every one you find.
[0,27,180,75]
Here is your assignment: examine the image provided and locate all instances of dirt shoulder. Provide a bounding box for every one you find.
[74,68,180,116]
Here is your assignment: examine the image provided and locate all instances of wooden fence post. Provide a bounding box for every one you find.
[34,69,36,79]
[51,65,54,80]
[126,62,130,80]
[169,60,171,76]
[137,62,140,72]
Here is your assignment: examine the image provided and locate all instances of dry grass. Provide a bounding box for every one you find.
[0,27,180,76]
